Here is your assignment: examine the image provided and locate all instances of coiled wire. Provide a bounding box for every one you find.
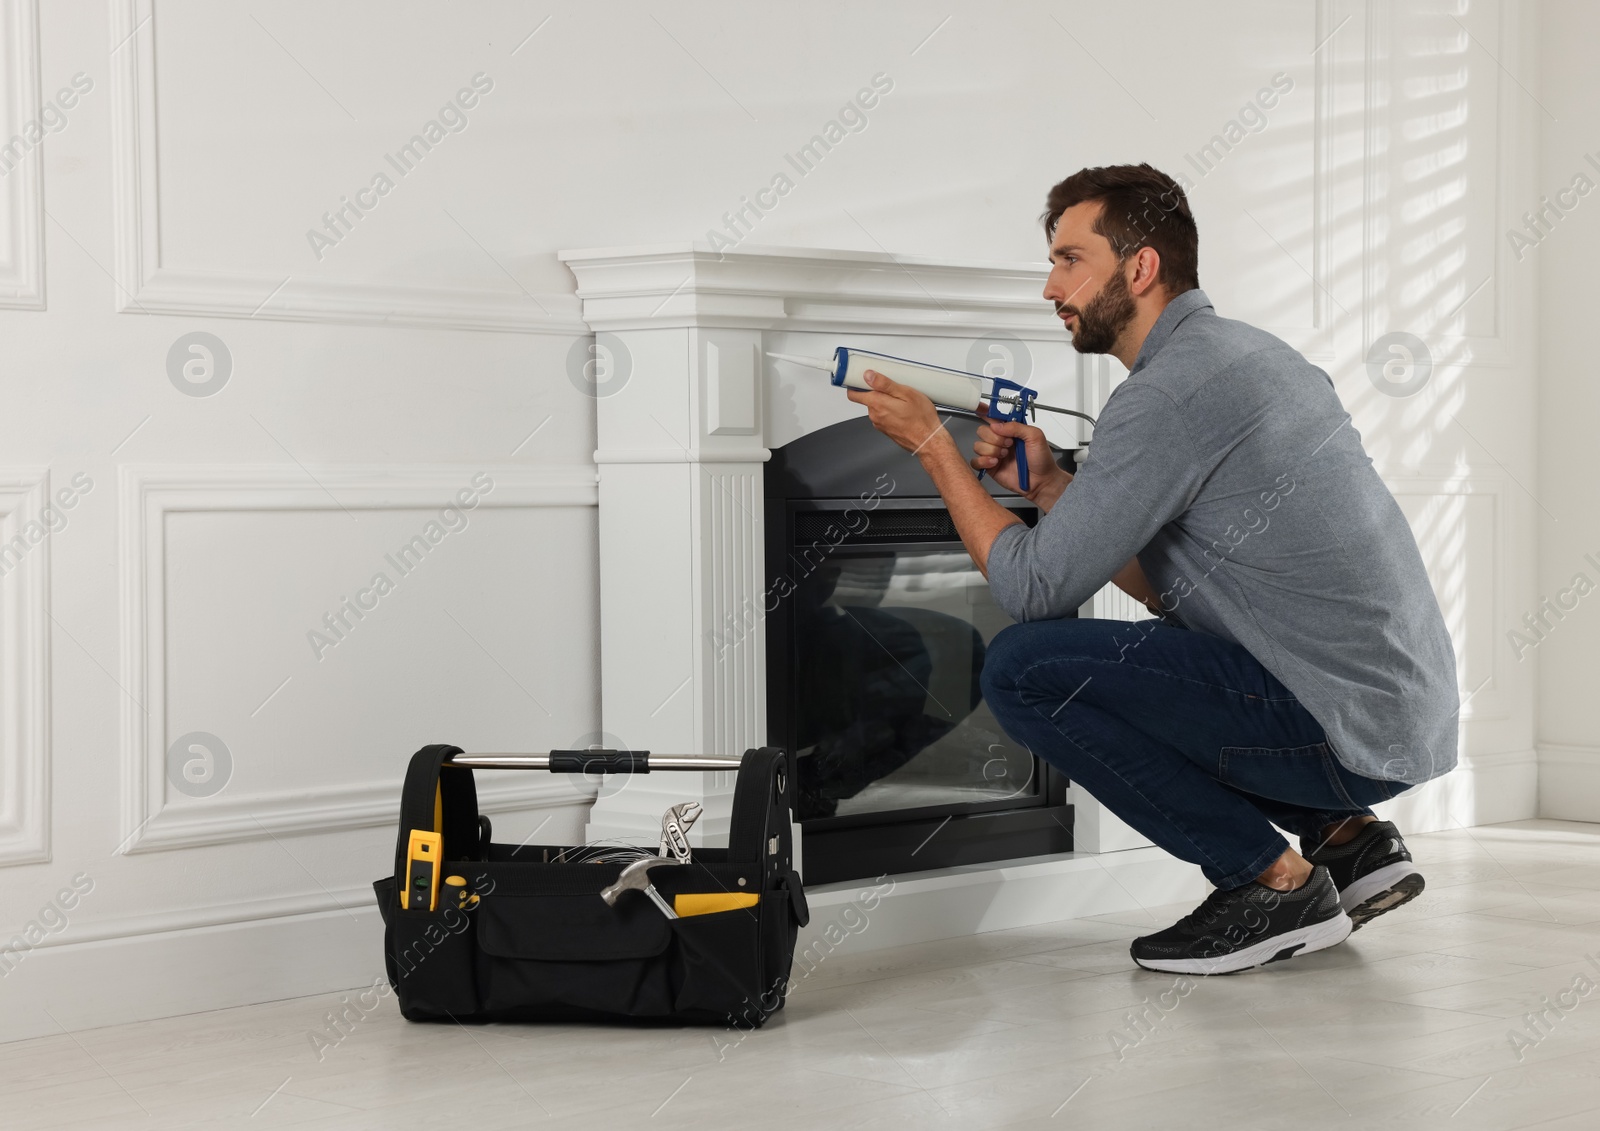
[548,839,662,865]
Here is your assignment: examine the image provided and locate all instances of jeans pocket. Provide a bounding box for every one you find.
[1326,756,1400,807]
[1317,747,1365,809]
[1218,742,1345,808]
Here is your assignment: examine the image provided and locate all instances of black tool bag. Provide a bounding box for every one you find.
[373,745,809,1027]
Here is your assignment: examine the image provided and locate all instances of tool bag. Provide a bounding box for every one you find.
[372,745,809,1026]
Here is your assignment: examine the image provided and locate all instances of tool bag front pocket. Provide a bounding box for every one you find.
[474,894,677,1020]
[667,904,764,1020]
[374,876,480,1020]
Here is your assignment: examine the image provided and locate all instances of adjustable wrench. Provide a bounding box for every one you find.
[658,801,702,862]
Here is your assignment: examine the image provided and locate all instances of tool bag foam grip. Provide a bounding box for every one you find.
[373,745,809,1027]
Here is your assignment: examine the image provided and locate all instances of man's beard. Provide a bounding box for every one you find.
[1061,262,1137,355]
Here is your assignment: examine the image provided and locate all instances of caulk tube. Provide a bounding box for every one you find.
[834,348,1031,492]
[765,348,1032,491]
[831,348,987,412]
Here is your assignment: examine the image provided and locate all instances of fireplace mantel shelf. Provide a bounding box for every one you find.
[559,241,1064,336]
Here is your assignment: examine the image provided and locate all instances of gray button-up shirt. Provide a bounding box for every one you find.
[986,289,1459,785]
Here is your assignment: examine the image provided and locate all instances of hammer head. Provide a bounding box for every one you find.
[599,854,685,906]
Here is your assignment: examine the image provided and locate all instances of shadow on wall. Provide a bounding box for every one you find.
[1207,6,1494,780]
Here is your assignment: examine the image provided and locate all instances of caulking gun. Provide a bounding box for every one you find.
[767,347,1095,493]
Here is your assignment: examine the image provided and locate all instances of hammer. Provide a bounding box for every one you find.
[600,855,685,919]
[600,854,762,1008]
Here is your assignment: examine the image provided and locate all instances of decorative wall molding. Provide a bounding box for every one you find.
[106,0,583,334]
[0,0,44,309]
[1539,743,1600,768]
[1359,0,1516,370]
[1244,0,1336,364]
[0,469,51,865]
[1306,0,1335,348]
[1459,746,1538,772]
[116,463,599,854]
[124,774,597,856]
[1383,471,1509,725]
[116,267,587,335]
[1537,743,1600,822]
[15,882,376,952]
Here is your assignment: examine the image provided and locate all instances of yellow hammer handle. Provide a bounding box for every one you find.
[674,892,759,917]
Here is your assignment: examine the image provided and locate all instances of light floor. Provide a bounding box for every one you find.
[7,820,1600,1130]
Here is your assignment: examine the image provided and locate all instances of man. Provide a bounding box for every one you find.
[849,163,1458,975]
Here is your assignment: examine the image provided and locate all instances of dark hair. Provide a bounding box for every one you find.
[1042,164,1199,295]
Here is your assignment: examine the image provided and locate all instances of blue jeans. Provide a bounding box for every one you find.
[980,617,1402,889]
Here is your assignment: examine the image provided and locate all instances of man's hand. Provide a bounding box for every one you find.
[973,410,1071,507]
[849,368,1018,576]
[845,370,949,456]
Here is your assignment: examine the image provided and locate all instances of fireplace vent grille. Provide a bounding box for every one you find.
[793,509,961,546]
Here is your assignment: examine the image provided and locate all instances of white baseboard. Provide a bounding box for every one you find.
[1538,744,1600,822]
[1376,748,1538,832]
[0,897,381,1045]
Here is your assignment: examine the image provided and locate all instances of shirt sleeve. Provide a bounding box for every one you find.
[985,382,1206,622]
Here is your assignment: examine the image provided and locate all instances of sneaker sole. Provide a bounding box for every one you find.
[1342,863,1425,930]
[1131,910,1353,976]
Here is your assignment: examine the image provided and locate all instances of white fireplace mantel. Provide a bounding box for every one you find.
[559,241,1072,336]
[557,241,1152,864]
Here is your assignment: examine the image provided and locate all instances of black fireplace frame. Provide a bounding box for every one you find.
[765,415,1076,886]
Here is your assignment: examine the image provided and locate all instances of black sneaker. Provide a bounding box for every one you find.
[1129,865,1351,975]
[1302,819,1425,930]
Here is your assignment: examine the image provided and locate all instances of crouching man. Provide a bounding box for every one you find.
[850,163,1457,975]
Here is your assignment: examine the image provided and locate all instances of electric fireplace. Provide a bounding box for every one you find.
[766,414,1075,885]
[559,242,1107,889]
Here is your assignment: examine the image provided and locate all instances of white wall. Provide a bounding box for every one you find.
[1534,0,1600,818]
[0,0,1547,1039]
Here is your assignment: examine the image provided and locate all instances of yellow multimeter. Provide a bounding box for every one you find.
[404,830,443,910]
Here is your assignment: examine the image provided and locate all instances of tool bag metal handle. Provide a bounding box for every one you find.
[444,750,744,773]
[396,744,805,922]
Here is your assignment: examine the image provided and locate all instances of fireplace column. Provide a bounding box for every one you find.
[560,247,777,847]
[584,326,768,846]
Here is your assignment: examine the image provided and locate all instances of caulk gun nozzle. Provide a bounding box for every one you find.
[765,351,835,373]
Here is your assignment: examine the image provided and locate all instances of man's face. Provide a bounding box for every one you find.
[1043,201,1138,355]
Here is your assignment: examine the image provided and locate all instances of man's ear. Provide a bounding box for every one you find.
[1128,247,1163,297]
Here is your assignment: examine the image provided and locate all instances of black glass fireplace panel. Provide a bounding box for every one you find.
[766,413,1074,884]
[792,549,1036,821]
